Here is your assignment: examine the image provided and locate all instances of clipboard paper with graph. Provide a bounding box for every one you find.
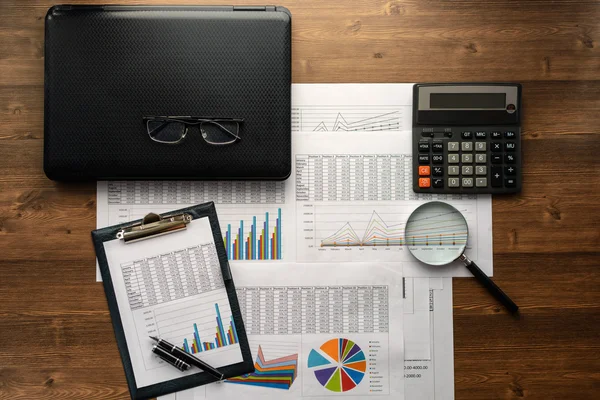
[92,202,254,400]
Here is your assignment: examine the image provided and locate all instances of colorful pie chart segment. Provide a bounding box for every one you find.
[307,338,365,392]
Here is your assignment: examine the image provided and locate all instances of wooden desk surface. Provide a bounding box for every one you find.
[1,1,598,399]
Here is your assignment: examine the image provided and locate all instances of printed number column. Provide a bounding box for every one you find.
[315,287,330,333]
[273,287,289,334]
[358,286,374,333]
[372,286,389,333]
[290,287,303,334]
[302,286,316,334]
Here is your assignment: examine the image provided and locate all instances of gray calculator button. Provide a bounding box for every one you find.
[448,166,459,175]
[447,142,459,152]
[462,177,474,187]
[476,166,487,175]
[476,177,487,187]
[448,177,460,187]
[462,166,473,175]
[461,142,473,151]
[476,153,487,163]
[461,154,473,163]
[475,142,486,151]
[448,154,459,163]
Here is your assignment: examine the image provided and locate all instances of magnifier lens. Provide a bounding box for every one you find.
[404,201,468,266]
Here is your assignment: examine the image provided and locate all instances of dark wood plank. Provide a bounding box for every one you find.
[0,0,599,399]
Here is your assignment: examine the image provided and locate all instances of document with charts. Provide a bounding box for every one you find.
[102,217,244,389]
[293,130,492,277]
[160,262,404,400]
[160,276,453,400]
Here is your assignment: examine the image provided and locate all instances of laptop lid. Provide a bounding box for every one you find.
[44,5,291,180]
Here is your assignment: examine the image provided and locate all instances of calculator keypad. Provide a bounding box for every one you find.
[414,127,521,194]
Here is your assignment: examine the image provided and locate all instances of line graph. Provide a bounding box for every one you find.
[320,209,468,247]
[298,202,479,262]
[321,211,404,247]
[292,106,402,132]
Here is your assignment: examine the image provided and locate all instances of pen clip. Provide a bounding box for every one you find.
[116,213,193,243]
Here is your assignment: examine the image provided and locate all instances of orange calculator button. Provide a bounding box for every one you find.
[418,166,431,176]
[418,178,431,188]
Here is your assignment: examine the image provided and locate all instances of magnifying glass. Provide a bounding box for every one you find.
[405,201,519,314]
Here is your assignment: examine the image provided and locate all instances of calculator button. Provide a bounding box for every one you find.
[491,131,502,139]
[432,178,444,188]
[418,166,431,176]
[418,178,431,188]
[476,177,487,187]
[448,166,459,175]
[418,154,430,164]
[448,154,459,163]
[476,166,487,175]
[432,166,443,176]
[491,153,503,164]
[461,131,473,139]
[418,141,430,152]
[462,166,473,175]
[504,131,516,139]
[448,177,460,187]
[504,166,516,175]
[475,131,487,139]
[475,142,487,151]
[491,166,503,187]
[432,141,444,152]
[491,142,502,152]
[447,142,459,152]
[461,142,473,151]
[505,178,516,187]
[421,131,435,138]
[461,154,473,163]
[432,154,444,164]
[505,141,516,151]
[476,153,487,163]
[462,177,474,187]
[505,153,516,163]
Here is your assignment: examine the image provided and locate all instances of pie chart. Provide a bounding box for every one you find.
[307,338,366,392]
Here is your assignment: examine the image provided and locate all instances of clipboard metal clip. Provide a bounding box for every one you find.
[116,213,193,243]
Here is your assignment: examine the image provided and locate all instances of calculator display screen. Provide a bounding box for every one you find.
[430,93,506,109]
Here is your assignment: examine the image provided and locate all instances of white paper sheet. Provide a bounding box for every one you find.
[102,217,243,388]
[161,262,404,399]
[404,277,454,400]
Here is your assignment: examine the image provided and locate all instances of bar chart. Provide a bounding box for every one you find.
[182,304,239,353]
[223,208,282,260]
[137,288,243,371]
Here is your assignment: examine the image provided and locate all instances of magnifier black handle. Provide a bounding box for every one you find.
[462,256,519,314]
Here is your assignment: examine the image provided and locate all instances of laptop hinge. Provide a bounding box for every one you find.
[233,6,276,11]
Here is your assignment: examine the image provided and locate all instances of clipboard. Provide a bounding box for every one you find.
[92,202,254,400]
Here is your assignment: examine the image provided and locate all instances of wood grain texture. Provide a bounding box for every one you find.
[0,0,599,399]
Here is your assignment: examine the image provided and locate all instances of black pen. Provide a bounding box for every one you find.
[152,345,191,371]
[150,336,224,380]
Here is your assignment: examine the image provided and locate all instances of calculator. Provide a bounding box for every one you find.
[412,83,522,194]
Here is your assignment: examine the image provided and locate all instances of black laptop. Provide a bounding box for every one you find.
[44,5,291,180]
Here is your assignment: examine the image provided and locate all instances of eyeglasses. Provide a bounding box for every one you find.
[143,116,243,146]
